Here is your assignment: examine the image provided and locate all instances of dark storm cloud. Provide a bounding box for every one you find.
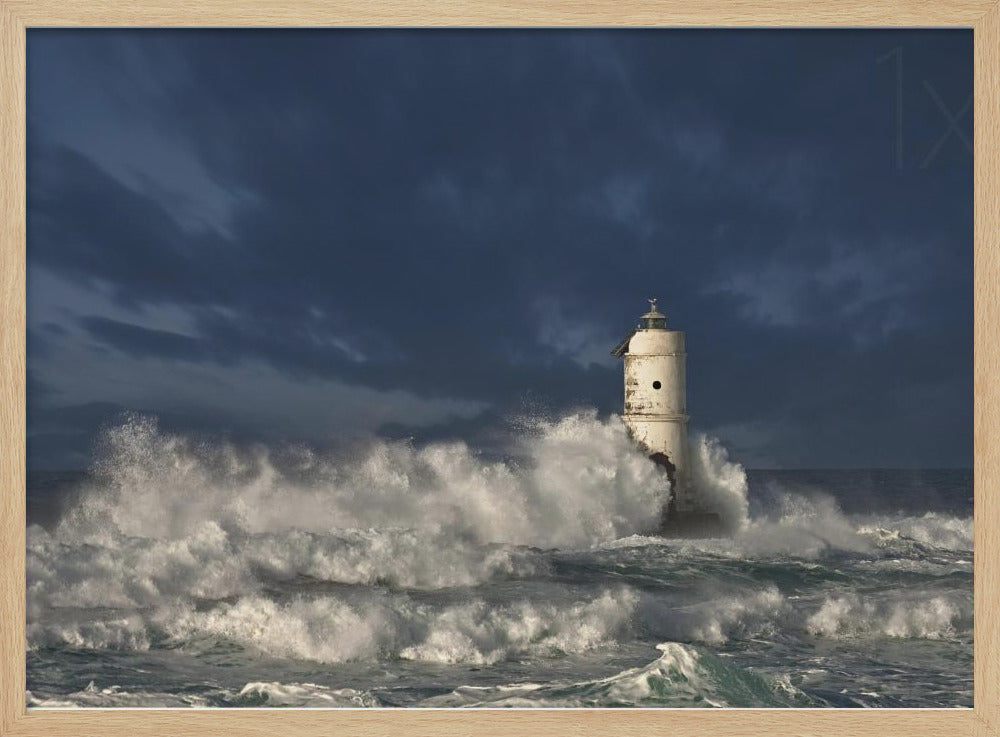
[26,29,972,468]
[80,317,214,363]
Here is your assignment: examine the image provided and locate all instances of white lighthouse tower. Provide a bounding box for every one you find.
[612,299,721,533]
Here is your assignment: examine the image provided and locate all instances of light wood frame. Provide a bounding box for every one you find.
[1,2,997,735]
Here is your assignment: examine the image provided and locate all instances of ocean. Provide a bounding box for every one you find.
[25,412,973,708]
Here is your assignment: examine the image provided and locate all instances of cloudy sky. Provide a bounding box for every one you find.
[26,29,972,470]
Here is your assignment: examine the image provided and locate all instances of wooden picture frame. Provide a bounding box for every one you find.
[1,1,997,735]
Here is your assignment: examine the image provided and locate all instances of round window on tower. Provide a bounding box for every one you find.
[652,381,662,390]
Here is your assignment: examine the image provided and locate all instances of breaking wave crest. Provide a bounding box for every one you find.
[420,642,813,707]
[29,587,639,665]
[806,591,972,640]
[60,411,670,549]
[227,682,381,708]
[637,585,970,646]
[27,521,544,614]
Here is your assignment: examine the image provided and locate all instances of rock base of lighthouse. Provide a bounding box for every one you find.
[660,509,725,538]
[648,451,726,538]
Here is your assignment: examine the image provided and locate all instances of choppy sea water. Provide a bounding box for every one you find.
[26,412,973,708]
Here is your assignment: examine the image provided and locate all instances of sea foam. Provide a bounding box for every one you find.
[57,411,669,549]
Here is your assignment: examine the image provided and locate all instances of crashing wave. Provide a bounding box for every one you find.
[28,587,639,665]
[418,642,813,707]
[806,592,970,640]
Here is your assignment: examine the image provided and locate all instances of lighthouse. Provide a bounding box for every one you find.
[612,299,722,534]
